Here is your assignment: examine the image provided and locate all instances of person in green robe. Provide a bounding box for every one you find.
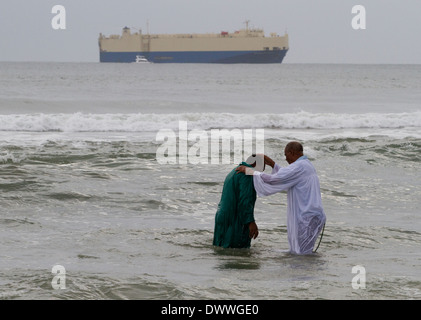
[213,157,262,248]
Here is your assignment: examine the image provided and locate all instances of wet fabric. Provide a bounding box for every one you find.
[253,156,326,254]
[213,162,257,248]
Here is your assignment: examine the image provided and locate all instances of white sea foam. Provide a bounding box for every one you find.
[0,111,420,133]
[0,150,23,164]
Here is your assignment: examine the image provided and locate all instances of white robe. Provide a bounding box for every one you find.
[253,156,326,254]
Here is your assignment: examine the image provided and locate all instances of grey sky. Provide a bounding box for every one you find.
[1,0,420,64]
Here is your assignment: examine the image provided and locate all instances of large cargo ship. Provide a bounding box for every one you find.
[98,23,289,64]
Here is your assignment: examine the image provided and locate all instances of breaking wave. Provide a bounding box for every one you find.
[0,111,420,132]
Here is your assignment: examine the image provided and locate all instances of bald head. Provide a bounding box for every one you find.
[285,141,303,154]
[284,141,304,164]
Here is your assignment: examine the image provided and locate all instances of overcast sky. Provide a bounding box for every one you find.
[1,0,420,64]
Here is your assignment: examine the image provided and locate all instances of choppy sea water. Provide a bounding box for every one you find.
[0,62,420,300]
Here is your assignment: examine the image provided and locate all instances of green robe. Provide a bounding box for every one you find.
[213,162,257,248]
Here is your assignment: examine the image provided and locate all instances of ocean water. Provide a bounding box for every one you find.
[0,62,420,300]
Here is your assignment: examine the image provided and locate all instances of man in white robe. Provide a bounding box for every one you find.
[236,142,326,254]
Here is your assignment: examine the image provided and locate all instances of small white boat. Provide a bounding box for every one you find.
[134,55,151,63]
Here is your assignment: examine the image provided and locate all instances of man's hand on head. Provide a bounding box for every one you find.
[235,165,255,175]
